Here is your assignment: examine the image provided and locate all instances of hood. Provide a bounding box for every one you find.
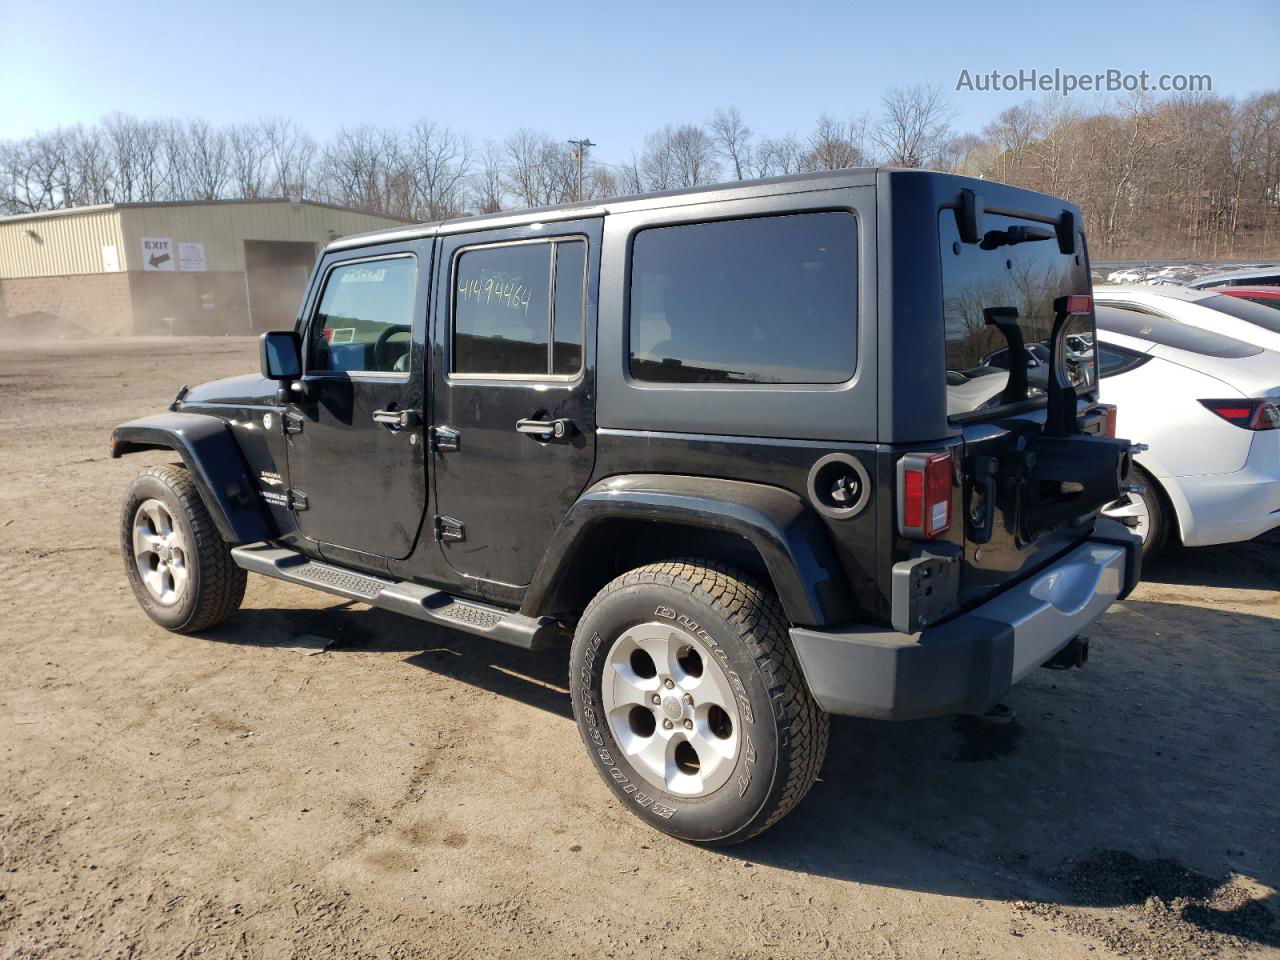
[181,373,274,406]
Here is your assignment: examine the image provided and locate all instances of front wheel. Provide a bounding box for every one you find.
[569,560,828,845]
[121,464,246,633]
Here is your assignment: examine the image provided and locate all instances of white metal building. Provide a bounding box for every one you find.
[0,199,413,336]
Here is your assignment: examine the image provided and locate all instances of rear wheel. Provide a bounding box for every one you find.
[569,560,827,845]
[121,464,246,633]
[1104,464,1168,560]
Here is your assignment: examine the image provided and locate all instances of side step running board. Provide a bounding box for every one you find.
[230,543,560,652]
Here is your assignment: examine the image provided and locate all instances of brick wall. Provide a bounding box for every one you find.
[0,273,135,337]
[0,271,254,336]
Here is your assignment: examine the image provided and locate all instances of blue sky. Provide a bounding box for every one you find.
[1,0,1276,165]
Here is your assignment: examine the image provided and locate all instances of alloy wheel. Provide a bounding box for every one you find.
[132,499,190,606]
[601,623,742,797]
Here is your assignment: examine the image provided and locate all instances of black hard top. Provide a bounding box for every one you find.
[326,168,893,252]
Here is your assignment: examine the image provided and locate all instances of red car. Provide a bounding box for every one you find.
[1217,286,1280,310]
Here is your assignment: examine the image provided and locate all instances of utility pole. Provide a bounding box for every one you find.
[567,138,595,201]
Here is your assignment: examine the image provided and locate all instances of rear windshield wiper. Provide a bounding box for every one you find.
[980,225,1055,250]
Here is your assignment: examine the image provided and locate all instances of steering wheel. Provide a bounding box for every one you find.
[373,324,411,371]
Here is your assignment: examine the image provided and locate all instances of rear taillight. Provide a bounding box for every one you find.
[1200,398,1280,431]
[898,452,953,538]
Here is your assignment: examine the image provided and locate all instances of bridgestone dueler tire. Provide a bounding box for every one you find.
[121,464,247,634]
[569,560,828,845]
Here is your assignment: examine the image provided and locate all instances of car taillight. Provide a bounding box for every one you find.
[1200,398,1280,431]
[898,452,953,538]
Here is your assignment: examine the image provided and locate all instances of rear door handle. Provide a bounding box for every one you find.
[515,417,575,440]
[373,408,420,429]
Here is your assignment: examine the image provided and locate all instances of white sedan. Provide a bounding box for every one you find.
[1094,284,1280,352]
[1096,305,1280,558]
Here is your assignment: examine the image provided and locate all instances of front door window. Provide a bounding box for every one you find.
[309,256,417,374]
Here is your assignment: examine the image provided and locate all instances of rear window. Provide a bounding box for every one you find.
[1096,342,1151,377]
[629,212,857,384]
[1096,304,1261,357]
[1232,294,1280,312]
[940,210,1095,418]
[1197,293,1280,334]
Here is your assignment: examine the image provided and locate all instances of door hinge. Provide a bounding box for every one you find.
[289,489,309,511]
[434,515,464,542]
[283,411,305,435]
[432,426,460,452]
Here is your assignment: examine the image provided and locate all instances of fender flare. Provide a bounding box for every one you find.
[522,474,851,627]
[111,413,272,544]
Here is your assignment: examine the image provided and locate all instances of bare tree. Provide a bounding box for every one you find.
[752,134,805,177]
[471,140,505,214]
[708,107,753,180]
[933,131,987,175]
[261,117,316,199]
[503,129,575,208]
[616,152,645,195]
[4,94,1280,257]
[873,84,954,167]
[640,124,721,190]
[227,122,270,199]
[804,113,867,171]
[317,125,406,214]
[185,118,230,200]
[981,101,1040,182]
[404,120,472,219]
[103,113,168,201]
[586,164,622,200]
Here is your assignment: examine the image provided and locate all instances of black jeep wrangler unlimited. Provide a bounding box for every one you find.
[113,169,1141,845]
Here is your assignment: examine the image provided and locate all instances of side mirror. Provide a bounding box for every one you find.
[260,331,301,380]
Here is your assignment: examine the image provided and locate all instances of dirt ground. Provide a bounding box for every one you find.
[1,337,1277,960]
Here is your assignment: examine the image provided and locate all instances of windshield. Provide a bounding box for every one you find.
[940,210,1095,418]
[1198,293,1280,334]
[1096,305,1261,358]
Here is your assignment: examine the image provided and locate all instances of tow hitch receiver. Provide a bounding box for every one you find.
[1043,636,1089,670]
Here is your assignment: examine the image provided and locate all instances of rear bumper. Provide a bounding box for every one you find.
[789,522,1141,720]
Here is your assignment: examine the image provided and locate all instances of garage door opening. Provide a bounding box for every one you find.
[244,240,317,331]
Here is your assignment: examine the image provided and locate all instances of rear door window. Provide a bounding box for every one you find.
[452,238,587,377]
[940,211,1094,418]
[629,212,858,384]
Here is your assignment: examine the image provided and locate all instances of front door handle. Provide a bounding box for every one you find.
[515,417,575,440]
[373,408,420,429]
